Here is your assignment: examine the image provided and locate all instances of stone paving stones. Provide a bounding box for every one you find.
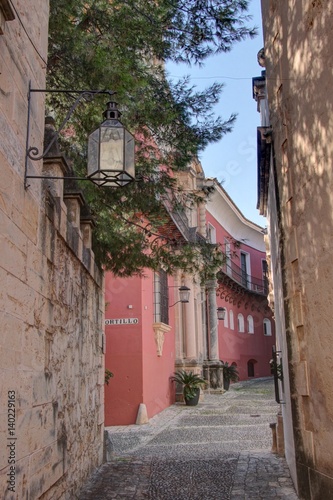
[78,378,299,499]
[179,415,275,426]
[231,452,299,500]
[148,456,238,500]
[79,460,152,500]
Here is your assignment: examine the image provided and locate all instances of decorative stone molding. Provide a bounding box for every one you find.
[42,121,98,279]
[206,279,220,361]
[203,361,224,393]
[153,322,171,356]
[257,47,265,68]
[217,281,271,314]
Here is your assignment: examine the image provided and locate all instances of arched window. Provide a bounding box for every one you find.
[237,313,244,332]
[247,359,257,377]
[229,310,234,330]
[263,318,272,336]
[247,315,254,334]
[224,307,229,328]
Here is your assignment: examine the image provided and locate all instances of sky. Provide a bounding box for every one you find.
[166,0,265,227]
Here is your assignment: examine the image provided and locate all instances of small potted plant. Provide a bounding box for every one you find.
[171,370,206,406]
[269,358,283,381]
[220,361,239,391]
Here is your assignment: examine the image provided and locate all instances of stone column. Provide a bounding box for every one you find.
[184,276,197,361]
[198,201,207,237]
[203,279,223,392]
[201,287,209,361]
[207,279,219,361]
[174,271,185,362]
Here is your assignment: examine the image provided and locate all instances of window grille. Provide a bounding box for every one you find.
[154,270,169,325]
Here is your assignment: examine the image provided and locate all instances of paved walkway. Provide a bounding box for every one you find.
[79,378,298,499]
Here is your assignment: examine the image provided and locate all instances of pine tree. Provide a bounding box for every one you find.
[47,0,256,279]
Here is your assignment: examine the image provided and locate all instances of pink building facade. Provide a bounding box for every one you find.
[206,181,275,381]
[104,168,275,425]
[104,272,179,425]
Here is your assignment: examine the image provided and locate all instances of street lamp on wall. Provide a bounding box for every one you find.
[24,83,135,189]
[169,286,191,307]
[87,101,135,187]
[217,307,226,321]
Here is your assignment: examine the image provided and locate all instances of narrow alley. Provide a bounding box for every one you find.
[79,378,298,499]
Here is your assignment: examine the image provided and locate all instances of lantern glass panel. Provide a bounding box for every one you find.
[124,129,135,178]
[217,307,226,320]
[87,128,100,177]
[179,286,190,303]
[100,126,124,172]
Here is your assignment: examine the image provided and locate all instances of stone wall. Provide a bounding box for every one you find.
[261,1,333,498]
[0,1,104,498]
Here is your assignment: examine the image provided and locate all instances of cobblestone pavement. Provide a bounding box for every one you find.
[78,378,298,499]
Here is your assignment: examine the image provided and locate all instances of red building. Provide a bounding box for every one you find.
[206,180,275,382]
[104,166,275,425]
[104,272,178,425]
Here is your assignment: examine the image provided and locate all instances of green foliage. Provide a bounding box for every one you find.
[269,359,283,381]
[171,370,206,400]
[47,0,256,278]
[105,369,114,385]
[80,172,226,281]
[220,361,239,382]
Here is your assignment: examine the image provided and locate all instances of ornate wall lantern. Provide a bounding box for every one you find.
[87,101,135,187]
[217,307,226,320]
[178,285,191,303]
[25,84,135,189]
[169,286,191,307]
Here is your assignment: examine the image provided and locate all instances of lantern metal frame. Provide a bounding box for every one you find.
[217,306,226,320]
[169,285,191,307]
[86,101,135,188]
[24,82,135,189]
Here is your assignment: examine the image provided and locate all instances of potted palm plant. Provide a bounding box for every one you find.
[171,370,206,406]
[220,361,239,391]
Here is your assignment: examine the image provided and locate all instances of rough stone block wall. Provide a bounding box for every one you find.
[261,0,333,498]
[0,1,105,498]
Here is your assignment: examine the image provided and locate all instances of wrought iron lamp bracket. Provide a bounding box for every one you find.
[24,81,115,188]
[272,346,285,405]
[169,285,190,307]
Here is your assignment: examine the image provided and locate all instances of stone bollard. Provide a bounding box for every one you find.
[103,430,114,462]
[136,403,149,425]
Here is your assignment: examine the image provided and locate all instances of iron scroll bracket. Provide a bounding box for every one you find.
[24,81,115,188]
[272,345,285,405]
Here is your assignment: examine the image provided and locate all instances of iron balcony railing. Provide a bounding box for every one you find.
[220,260,268,296]
[161,192,268,296]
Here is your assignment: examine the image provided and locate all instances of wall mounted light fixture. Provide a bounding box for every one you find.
[25,82,135,189]
[169,286,191,307]
[217,307,226,320]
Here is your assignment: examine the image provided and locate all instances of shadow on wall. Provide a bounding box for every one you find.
[264,1,333,495]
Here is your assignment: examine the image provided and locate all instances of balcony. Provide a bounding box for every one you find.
[218,260,268,296]
[162,193,197,243]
